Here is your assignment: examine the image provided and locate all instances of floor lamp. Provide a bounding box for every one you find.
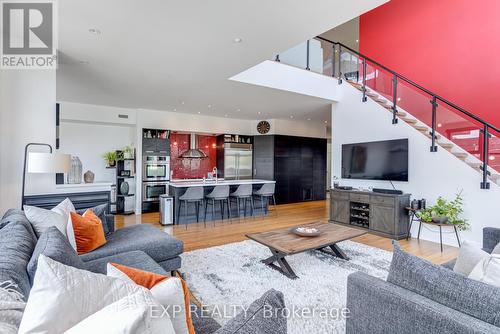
[21,143,71,209]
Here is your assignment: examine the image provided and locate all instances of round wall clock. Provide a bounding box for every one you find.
[257,120,271,134]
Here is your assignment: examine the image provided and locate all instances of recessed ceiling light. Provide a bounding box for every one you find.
[355,39,359,43]
[258,111,261,115]
[307,118,311,121]
[197,111,201,114]
[324,120,328,124]
[237,108,241,112]
[290,115,294,119]
[173,108,177,112]
[233,37,242,43]
[181,101,185,105]
[88,28,101,35]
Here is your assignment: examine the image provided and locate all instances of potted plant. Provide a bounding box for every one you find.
[416,191,469,231]
[103,151,117,167]
[123,146,134,159]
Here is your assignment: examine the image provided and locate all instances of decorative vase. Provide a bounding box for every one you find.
[67,156,82,184]
[84,170,95,183]
[120,181,129,195]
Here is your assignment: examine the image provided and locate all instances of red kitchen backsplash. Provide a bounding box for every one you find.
[170,133,217,179]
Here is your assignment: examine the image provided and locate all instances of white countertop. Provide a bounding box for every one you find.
[168,179,275,188]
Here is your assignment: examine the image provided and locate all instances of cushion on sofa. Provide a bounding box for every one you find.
[79,224,183,263]
[27,226,87,285]
[0,213,38,300]
[453,240,490,275]
[214,289,287,334]
[0,209,37,240]
[483,228,500,253]
[76,204,111,236]
[85,251,168,275]
[388,242,500,327]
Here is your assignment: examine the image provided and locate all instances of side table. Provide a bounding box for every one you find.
[405,207,461,252]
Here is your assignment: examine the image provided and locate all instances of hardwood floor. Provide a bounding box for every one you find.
[115,200,459,264]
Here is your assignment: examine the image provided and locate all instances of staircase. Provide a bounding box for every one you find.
[347,80,500,186]
[276,37,500,188]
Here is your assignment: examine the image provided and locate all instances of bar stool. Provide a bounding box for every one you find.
[177,187,204,229]
[230,184,254,218]
[253,183,277,215]
[204,185,231,226]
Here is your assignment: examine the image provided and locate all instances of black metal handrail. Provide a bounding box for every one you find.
[315,36,500,134]
[276,36,497,189]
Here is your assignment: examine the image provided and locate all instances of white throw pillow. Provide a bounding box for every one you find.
[18,255,169,333]
[65,291,175,334]
[453,240,490,276]
[468,254,500,287]
[24,198,75,238]
[107,264,194,334]
[52,198,77,250]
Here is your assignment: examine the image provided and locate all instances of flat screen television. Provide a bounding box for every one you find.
[341,139,408,181]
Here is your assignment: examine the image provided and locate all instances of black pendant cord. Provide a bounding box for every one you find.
[21,143,53,209]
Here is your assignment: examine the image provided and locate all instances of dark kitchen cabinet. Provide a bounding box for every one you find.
[253,135,327,204]
[143,138,170,155]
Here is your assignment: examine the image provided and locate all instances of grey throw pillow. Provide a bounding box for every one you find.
[388,241,500,327]
[76,204,110,236]
[453,240,490,275]
[27,226,87,285]
[214,289,287,334]
[491,242,500,255]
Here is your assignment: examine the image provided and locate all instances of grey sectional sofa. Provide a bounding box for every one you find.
[0,208,287,334]
[346,228,500,334]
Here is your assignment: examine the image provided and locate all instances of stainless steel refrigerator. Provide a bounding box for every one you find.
[222,143,253,180]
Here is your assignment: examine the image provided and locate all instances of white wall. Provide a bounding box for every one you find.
[59,121,135,183]
[0,70,57,215]
[230,60,340,102]
[331,83,500,246]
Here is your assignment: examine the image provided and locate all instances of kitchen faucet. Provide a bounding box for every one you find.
[213,167,218,183]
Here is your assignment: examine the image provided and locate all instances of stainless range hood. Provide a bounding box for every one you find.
[180,133,207,159]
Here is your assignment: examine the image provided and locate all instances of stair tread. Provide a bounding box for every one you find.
[414,125,428,131]
[424,132,442,138]
[403,118,418,124]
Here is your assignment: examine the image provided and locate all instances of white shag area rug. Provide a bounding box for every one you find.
[181,239,392,334]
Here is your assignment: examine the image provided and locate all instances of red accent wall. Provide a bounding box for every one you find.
[170,134,217,179]
[360,0,500,129]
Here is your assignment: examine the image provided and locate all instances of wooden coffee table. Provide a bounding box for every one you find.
[246,222,366,279]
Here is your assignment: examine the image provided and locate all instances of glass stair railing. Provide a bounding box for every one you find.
[275,37,500,188]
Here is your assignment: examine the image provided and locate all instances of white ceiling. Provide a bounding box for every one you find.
[57,0,387,121]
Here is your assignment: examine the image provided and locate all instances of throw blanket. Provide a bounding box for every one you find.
[0,281,26,334]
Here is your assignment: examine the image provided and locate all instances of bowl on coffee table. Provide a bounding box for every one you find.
[291,226,322,237]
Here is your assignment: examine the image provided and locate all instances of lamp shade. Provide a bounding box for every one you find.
[27,153,71,174]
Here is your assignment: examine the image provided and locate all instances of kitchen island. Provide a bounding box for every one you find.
[169,179,276,225]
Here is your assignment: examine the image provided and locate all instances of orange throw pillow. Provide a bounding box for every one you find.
[70,210,106,255]
[110,262,168,289]
[109,263,195,334]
